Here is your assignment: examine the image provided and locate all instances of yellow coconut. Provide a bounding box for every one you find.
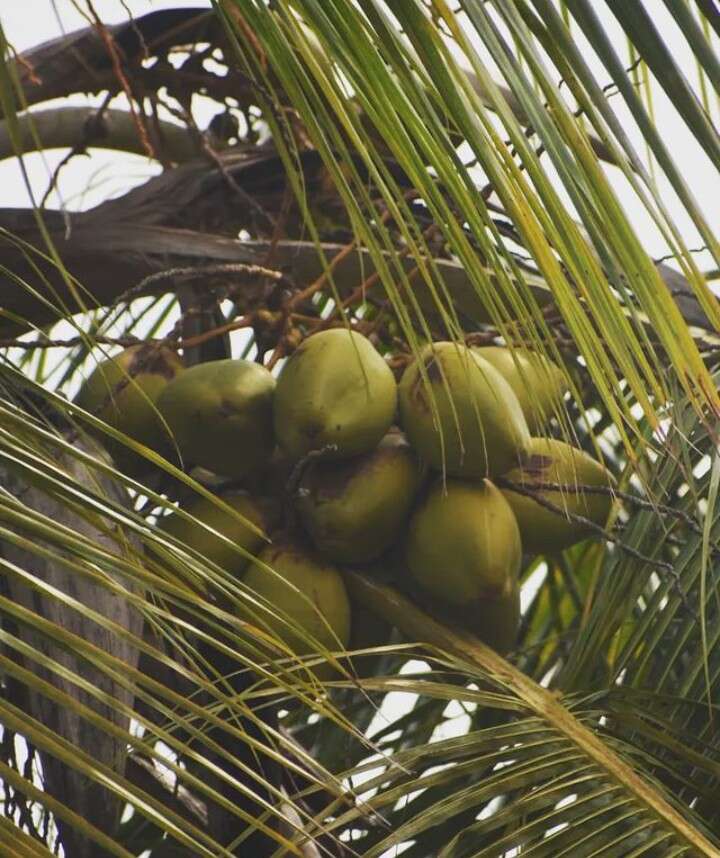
[473,346,567,430]
[502,437,614,553]
[242,544,351,677]
[75,345,184,473]
[156,358,276,478]
[297,430,424,564]
[274,329,397,461]
[406,478,521,606]
[398,342,530,478]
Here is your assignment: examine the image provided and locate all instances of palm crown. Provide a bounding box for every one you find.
[0,2,719,856]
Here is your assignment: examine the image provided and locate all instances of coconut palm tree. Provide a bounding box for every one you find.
[0,2,719,856]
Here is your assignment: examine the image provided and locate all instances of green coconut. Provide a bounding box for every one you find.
[347,602,394,675]
[274,329,397,461]
[75,345,184,473]
[468,583,520,655]
[473,346,567,431]
[349,603,393,652]
[156,358,276,478]
[242,544,351,677]
[161,491,274,580]
[240,448,295,498]
[502,437,615,553]
[297,430,423,564]
[406,478,521,607]
[399,342,530,478]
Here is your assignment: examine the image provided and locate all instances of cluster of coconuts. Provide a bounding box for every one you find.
[74,331,614,667]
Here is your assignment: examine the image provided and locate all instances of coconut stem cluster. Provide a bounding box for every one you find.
[74,332,613,668]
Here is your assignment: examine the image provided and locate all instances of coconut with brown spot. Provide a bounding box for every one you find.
[398,341,530,478]
[297,430,424,564]
[74,344,184,475]
[501,437,615,553]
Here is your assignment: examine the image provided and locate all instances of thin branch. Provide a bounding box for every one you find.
[654,246,709,265]
[85,0,157,160]
[0,320,253,353]
[113,263,283,306]
[40,93,114,208]
[0,105,198,164]
[496,477,691,608]
[501,480,703,536]
[0,335,143,350]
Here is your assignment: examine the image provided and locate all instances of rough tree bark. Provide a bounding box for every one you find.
[0,427,142,858]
